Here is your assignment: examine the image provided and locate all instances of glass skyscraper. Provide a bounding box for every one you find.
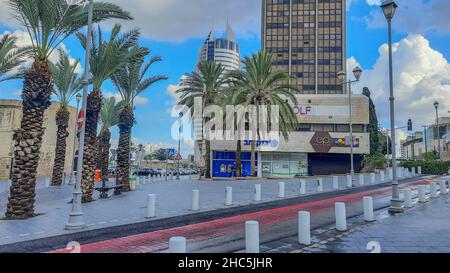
[261,0,346,94]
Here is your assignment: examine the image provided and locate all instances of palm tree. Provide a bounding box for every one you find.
[77,24,146,202]
[111,48,167,190]
[228,51,299,177]
[5,0,132,219]
[0,33,30,82]
[177,61,228,179]
[50,49,82,186]
[97,97,122,181]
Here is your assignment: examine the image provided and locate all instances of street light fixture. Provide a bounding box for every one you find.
[66,0,94,230]
[380,0,403,213]
[337,66,363,182]
[434,101,441,157]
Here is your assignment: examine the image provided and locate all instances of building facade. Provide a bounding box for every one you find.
[198,23,241,72]
[424,117,450,161]
[0,100,77,180]
[401,132,424,161]
[262,0,346,94]
[210,94,370,178]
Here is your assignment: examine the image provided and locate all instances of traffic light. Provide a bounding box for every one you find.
[407,119,413,131]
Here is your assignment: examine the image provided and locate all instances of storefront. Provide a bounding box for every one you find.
[212,151,258,178]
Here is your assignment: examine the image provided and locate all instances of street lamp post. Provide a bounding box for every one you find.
[381,0,403,213]
[434,101,441,158]
[337,66,362,182]
[68,93,82,185]
[176,112,183,180]
[66,0,94,230]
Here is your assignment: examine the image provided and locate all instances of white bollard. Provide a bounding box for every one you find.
[189,174,192,180]
[136,176,141,186]
[370,173,376,184]
[359,174,365,186]
[254,184,262,202]
[333,176,339,190]
[191,190,200,211]
[245,221,260,253]
[298,211,311,245]
[146,194,156,218]
[169,237,187,253]
[347,175,353,188]
[418,185,428,203]
[45,177,51,188]
[278,182,286,198]
[317,178,323,192]
[430,183,439,198]
[363,197,375,222]
[225,187,233,206]
[403,189,413,208]
[300,180,306,195]
[380,170,385,182]
[412,168,416,176]
[170,173,174,181]
[439,181,448,195]
[335,202,347,231]
[389,168,394,180]
[418,166,422,175]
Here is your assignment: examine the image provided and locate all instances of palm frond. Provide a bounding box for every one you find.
[0,33,32,82]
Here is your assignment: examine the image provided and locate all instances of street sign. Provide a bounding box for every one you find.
[77,110,85,128]
[167,148,176,157]
[175,154,182,161]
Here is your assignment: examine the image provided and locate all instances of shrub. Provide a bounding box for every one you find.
[365,154,388,170]
[400,161,450,175]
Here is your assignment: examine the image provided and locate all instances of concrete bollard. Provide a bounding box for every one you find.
[359,174,365,186]
[300,180,306,195]
[347,175,353,188]
[170,173,174,181]
[254,184,262,202]
[380,170,385,182]
[189,174,192,180]
[225,187,233,206]
[430,183,439,198]
[191,190,200,211]
[403,189,413,208]
[317,178,323,192]
[278,182,286,198]
[439,181,448,195]
[363,197,375,222]
[169,237,187,253]
[335,202,347,231]
[333,176,339,190]
[418,185,428,203]
[418,166,422,175]
[45,177,51,188]
[412,168,416,176]
[370,173,376,184]
[388,168,394,180]
[298,211,311,245]
[146,194,156,218]
[245,221,260,253]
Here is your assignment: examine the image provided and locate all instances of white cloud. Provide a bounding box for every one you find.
[351,34,450,133]
[364,0,450,35]
[103,91,150,106]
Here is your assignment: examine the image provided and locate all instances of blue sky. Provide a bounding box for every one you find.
[1,0,449,155]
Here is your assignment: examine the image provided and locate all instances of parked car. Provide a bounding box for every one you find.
[133,168,156,177]
[108,166,116,175]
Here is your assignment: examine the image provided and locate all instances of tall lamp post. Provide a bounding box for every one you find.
[68,93,82,185]
[66,0,94,230]
[176,112,183,180]
[381,0,403,213]
[337,66,363,181]
[434,101,441,158]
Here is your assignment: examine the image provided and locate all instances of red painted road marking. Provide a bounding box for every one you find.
[49,180,428,253]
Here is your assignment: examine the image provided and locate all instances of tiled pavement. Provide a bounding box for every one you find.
[0,172,400,246]
[260,177,450,253]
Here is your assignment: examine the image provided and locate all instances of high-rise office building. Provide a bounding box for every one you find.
[198,23,241,72]
[261,0,346,94]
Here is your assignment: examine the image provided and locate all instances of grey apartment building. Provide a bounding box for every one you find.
[261,0,346,94]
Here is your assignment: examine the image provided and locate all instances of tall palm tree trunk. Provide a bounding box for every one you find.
[97,128,111,180]
[116,107,134,191]
[51,107,70,186]
[205,139,211,179]
[6,60,52,219]
[236,140,242,177]
[251,140,256,177]
[81,90,102,203]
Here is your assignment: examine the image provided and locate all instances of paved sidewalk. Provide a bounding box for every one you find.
[0,171,418,247]
[260,176,450,253]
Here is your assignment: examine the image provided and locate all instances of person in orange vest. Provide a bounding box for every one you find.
[95,169,101,183]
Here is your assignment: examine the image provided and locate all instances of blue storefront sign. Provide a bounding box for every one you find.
[212,151,258,178]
